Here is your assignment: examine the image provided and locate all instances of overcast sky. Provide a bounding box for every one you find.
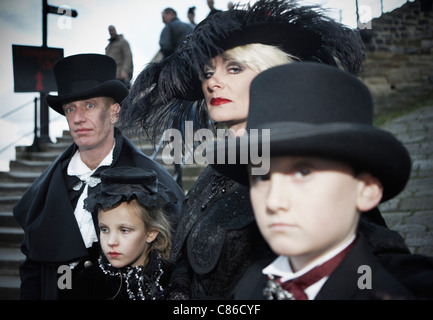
[0,0,406,171]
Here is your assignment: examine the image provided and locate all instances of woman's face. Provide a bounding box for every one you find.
[202,55,258,134]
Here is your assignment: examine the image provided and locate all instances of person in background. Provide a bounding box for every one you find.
[159,8,194,59]
[105,25,133,86]
[13,54,184,300]
[72,166,176,300]
[206,0,222,17]
[188,6,197,28]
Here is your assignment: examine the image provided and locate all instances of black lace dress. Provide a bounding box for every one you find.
[168,165,274,300]
[72,250,172,300]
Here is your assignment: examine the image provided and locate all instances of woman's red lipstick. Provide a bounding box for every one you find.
[211,97,232,106]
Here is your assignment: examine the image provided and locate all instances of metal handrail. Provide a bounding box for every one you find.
[0,98,37,119]
[0,97,62,154]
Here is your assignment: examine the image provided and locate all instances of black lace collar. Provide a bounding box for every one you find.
[98,250,167,300]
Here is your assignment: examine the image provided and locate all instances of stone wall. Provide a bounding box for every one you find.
[358,0,433,102]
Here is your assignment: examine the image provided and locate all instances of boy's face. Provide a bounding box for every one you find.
[249,156,380,271]
[98,202,158,268]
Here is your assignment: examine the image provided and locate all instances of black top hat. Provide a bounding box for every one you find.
[46,54,129,115]
[210,63,411,203]
[84,166,178,212]
[120,0,365,142]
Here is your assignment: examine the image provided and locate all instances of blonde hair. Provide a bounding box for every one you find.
[222,43,299,73]
[102,199,172,265]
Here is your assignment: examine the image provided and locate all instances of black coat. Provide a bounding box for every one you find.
[13,129,184,300]
[235,235,417,300]
[71,250,172,300]
[169,165,274,300]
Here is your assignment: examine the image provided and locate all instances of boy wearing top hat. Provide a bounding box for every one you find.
[13,54,184,300]
[211,62,433,299]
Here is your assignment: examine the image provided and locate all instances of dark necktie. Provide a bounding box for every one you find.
[278,239,356,300]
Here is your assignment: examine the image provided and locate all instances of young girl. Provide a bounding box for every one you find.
[72,166,177,300]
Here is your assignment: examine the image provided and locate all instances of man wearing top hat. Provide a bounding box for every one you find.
[13,53,184,300]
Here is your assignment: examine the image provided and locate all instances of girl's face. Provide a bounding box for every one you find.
[99,202,158,268]
[202,55,258,134]
[249,156,379,272]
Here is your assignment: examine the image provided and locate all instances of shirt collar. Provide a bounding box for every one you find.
[263,234,356,283]
[67,142,115,180]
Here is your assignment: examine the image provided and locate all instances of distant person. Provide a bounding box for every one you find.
[105,25,133,86]
[159,8,194,59]
[227,2,234,10]
[13,54,184,300]
[207,0,222,17]
[188,6,197,28]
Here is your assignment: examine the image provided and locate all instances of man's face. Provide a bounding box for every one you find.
[162,11,174,24]
[108,26,117,38]
[62,97,119,152]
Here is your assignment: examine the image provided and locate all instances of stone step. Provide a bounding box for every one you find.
[0,247,24,276]
[0,276,20,300]
[0,248,24,300]
[0,182,31,196]
[9,159,52,173]
[53,136,73,144]
[0,196,20,212]
[0,227,24,247]
[16,146,158,163]
[15,149,62,162]
[0,212,20,228]
[41,142,70,152]
[41,139,156,156]
[0,171,40,184]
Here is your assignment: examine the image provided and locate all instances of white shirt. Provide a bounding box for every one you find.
[67,144,115,250]
[262,235,356,300]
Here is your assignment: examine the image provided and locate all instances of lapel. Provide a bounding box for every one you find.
[315,235,414,300]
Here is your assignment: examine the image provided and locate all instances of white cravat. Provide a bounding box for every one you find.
[67,145,114,249]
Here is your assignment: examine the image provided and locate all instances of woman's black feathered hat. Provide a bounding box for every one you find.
[120,0,365,142]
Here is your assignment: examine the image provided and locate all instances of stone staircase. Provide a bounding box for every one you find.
[0,130,205,300]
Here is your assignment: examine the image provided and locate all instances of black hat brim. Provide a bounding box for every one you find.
[46,80,128,115]
[209,122,412,203]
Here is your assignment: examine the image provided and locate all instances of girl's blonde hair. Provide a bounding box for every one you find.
[222,43,299,73]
